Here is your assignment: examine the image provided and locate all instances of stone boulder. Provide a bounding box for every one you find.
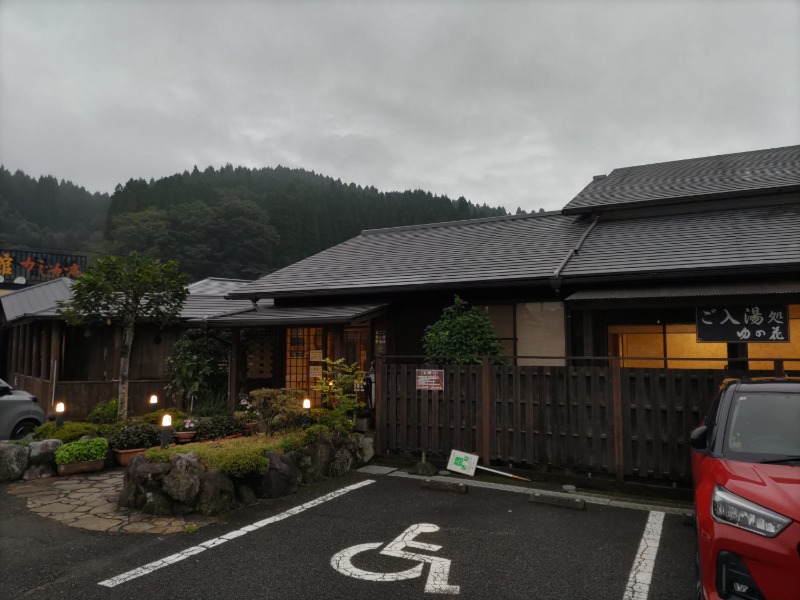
[350,433,375,464]
[197,469,236,515]
[0,444,30,482]
[162,453,203,505]
[296,440,335,484]
[28,440,62,465]
[250,451,299,499]
[118,453,171,510]
[23,463,56,480]
[327,447,354,477]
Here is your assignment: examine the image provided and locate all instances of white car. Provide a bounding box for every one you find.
[0,378,45,440]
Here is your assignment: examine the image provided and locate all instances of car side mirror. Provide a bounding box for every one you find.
[690,425,708,451]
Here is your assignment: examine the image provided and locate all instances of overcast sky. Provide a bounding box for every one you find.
[1,0,798,213]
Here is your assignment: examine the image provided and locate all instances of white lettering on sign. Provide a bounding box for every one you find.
[331,523,460,595]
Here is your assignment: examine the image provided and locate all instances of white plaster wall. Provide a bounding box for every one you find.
[516,302,565,366]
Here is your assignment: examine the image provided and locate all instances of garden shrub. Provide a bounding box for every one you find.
[310,408,354,436]
[277,432,305,453]
[85,399,119,424]
[33,421,99,442]
[55,437,109,464]
[245,388,305,435]
[195,415,241,440]
[302,424,338,445]
[145,437,271,478]
[108,422,160,450]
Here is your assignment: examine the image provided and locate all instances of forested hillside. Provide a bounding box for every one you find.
[0,166,109,252]
[2,164,508,280]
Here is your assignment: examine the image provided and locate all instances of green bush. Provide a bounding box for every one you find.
[34,421,99,442]
[144,437,271,478]
[277,432,305,453]
[108,422,160,450]
[55,437,109,464]
[85,399,119,424]
[302,424,338,445]
[244,388,305,435]
[139,408,190,427]
[195,415,241,441]
[310,408,354,436]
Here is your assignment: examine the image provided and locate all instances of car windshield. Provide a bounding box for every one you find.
[724,392,800,461]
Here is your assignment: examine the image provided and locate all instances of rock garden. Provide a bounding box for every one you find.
[1,385,375,517]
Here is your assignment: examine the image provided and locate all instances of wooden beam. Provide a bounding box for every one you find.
[612,357,625,483]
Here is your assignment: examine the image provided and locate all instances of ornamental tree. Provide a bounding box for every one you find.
[423,295,503,364]
[58,253,189,420]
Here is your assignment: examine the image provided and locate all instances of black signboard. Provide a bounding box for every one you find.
[696,305,790,343]
[0,249,86,284]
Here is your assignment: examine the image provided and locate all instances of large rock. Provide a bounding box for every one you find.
[162,453,203,505]
[350,433,375,464]
[298,440,334,482]
[251,451,299,499]
[28,440,62,465]
[118,453,171,510]
[23,463,56,480]
[0,444,30,482]
[140,489,174,516]
[327,447,354,477]
[197,469,236,515]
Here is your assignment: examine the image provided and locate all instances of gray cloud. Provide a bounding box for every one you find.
[1,0,798,213]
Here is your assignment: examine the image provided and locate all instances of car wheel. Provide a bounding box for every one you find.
[10,419,39,440]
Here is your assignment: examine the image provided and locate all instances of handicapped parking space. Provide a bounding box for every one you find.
[95,474,696,599]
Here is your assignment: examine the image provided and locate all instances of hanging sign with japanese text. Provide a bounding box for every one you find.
[696,305,789,343]
[416,369,445,391]
[0,249,85,284]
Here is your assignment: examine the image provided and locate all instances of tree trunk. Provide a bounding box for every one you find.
[117,323,135,420]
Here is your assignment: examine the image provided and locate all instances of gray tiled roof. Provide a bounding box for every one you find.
[187,278,252,296]
[0,278,73,322]
[200,303,385,327]
[560,203,800,278]
[566,281,800,302]
[180,295,255,320]
[228,212,589,298]
[563,145,800,214]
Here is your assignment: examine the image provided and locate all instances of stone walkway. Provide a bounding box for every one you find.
[6,469,216,534]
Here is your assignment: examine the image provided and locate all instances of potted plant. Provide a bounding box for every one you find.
[173,418,198,443]
[235,396,260,435]
[108,422,160,465]
[54,437,109,476]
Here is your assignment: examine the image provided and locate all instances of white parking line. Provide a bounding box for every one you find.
[97,479,376,588]
[622,511,665,600]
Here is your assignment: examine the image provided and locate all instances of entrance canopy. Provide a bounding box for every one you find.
[565,281,800,306]
[196,301,386,327]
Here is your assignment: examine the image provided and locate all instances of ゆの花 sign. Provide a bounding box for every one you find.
[696,305,789,343]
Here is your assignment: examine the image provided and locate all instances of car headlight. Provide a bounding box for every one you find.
[712,486,791,538]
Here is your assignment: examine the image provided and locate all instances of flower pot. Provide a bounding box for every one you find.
[173,431,197,444]
[242,422,258,436]
[354,417,373,433]
[114,448,146,466]
[56,459,105,476]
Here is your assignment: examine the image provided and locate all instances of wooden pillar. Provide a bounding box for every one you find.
[228,329,241,410]
[32,323,42,378]
[23,324,32,376]
[481,356,491,465]
[612,357,624,482]
[40,323,50,380]
[11,326,20,375]
[49,323,62,409]
[374,355,384,453]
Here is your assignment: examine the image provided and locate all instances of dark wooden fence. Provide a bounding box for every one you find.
[376,358,753,483]
[11,374,168,419]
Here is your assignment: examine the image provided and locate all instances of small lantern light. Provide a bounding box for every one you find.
[55,402,65,429]
[303,398,311,414]
[150,394,158,405]
[160,414,172,448]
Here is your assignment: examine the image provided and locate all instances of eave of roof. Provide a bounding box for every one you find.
[199,303,386,327]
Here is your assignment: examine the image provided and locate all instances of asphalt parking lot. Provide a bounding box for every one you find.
[1,471,695,599]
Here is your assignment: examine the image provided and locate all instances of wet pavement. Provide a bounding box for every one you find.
[5,468,216,534]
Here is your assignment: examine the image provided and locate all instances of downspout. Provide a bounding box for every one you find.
[551,214,601,366]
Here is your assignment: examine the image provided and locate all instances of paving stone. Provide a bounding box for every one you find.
[160,526,183,534]
[68,516,121,532]
[122,522,155,533]
[49,513,79,523]
[89,502,119,514]
[31,502,75,513]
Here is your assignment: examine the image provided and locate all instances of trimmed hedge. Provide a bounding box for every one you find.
[55,438,109,464]
[145,437,272,478]
[34,421,99,442]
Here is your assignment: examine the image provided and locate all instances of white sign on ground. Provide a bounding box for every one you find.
[446,449,478,476]
[331,523,460,595]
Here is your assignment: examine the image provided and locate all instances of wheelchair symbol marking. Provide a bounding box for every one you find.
[331,523,460,594]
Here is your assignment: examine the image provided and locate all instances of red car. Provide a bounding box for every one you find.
[691,377,800,600]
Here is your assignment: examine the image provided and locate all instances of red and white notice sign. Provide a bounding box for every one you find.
[416,369,445,391]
